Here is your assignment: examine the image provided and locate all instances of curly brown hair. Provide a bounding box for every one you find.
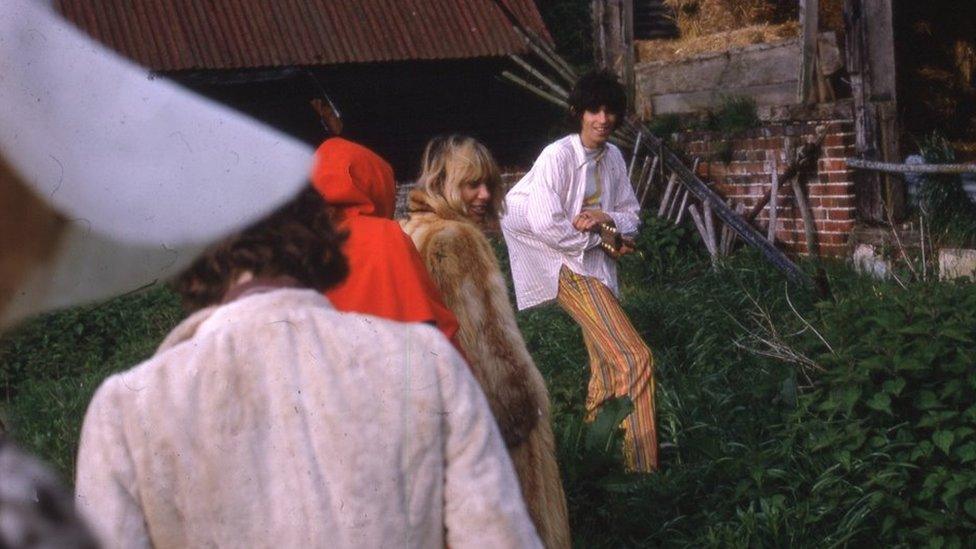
[176,187,348,312]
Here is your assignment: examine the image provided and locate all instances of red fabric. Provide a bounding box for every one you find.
[312,138,461,351]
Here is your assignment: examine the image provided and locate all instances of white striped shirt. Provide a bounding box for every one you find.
[501,134,641,310]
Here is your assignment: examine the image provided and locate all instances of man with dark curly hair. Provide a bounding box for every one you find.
[75,188,542,548]
[501,70,658,472]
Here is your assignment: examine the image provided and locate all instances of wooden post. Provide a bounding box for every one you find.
[767,156,779,242]
[797,0,819,104]
[592,0,636,111]
[844,0,904,223]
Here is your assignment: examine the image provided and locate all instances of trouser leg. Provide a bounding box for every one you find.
[556,266,658,472]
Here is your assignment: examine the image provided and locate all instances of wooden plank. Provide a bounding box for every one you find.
[592,0,634,107]
[627,132,643,182]
[845,0,901,222]
[622,0,635,111]
[639,155,659,208]
[688,204,717,258]
[793,173,817,255]
[674,187,691,224]
[627,119,811,286]
[767,157,779,242]
[797,0,819,104]
[703,200,718,260]
[636,39,800,96]
[649,82,797,115]
[657,171,678,217]
[864,0,897,102]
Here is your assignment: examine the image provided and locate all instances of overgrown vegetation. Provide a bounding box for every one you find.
[915,133,976,248]
[706,95,760,135]
[2,216,976,546]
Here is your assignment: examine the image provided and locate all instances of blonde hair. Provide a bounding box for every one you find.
[416,135,504,223]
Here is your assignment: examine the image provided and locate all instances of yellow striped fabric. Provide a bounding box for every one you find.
[556,266,658,472]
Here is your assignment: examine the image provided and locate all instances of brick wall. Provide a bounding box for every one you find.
[673,120,857,256]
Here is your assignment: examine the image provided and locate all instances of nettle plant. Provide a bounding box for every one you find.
[786,281,976,546]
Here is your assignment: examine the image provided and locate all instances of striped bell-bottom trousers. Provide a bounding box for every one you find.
[556,266,658,472]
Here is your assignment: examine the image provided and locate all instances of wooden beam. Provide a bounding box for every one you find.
[797,0,819,104]
[628,120,811,286]
[592,0,635,111]
[846,158,976,174]
[844,0,903,222]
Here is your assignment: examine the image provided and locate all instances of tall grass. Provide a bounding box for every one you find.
[2,217,976,546]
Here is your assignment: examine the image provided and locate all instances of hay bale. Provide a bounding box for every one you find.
[663,0,794,38]
[819,0,845,34]
[635,21,799,63]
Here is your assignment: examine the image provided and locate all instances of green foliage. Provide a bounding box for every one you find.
[620,212,706,287]
[647,114,683,140]
[915,133,976,247]
[0,285,183,479]
[782,281,976,546]
[3,225,976,547]
[707,95,760,135]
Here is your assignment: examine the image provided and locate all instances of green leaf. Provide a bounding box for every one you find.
[894,356,926,372]
[836,385,862,412]
[837,449,852,470]
[866,392,892,414]
[584,396,634,453]
[934,430,956,455]
[911,441,935,462]
[882,377,906,396]
[881,514,897,534]
[964,498,976,518]
[955,442,976,464]
[916,390,941,410]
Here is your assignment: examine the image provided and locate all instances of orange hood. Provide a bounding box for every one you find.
[311,137,396,220]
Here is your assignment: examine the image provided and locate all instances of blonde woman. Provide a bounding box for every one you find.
[402,135,570,549]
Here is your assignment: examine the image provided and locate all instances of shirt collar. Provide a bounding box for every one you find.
[570,134,606,169]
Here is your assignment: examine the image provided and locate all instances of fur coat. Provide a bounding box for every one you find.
[402,190,571,549]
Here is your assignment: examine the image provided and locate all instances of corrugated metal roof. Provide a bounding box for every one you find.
[54,0,552,71]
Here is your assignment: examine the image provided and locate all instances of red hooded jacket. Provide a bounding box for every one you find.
[311,138,461,350]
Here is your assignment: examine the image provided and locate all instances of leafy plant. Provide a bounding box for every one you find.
[915,133,976,248]
[707,95,760,135]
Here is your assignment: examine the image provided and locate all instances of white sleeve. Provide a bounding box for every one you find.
[437,341,543,549]
[604,148,641,235]
[521,150,600,254]
[75,378,152,549]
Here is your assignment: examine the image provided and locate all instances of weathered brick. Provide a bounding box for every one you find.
[807,183,854,197]
[826,208,856,221]
[825,171,854,183]
[819,232,849,245]
[816,219,857,233]
[825,120,855,134]
[824,133,856,147]
[817,158,849,172]
[811,196,855,208]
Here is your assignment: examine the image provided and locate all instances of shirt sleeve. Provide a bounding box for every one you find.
[75,377,152,549]
[604,148,641,235]
[435,338,543,549]
[522,149,601,255]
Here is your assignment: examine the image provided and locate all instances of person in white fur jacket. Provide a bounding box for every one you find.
[74,189,542,549]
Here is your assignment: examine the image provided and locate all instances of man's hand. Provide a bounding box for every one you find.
[572,210,612,232]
